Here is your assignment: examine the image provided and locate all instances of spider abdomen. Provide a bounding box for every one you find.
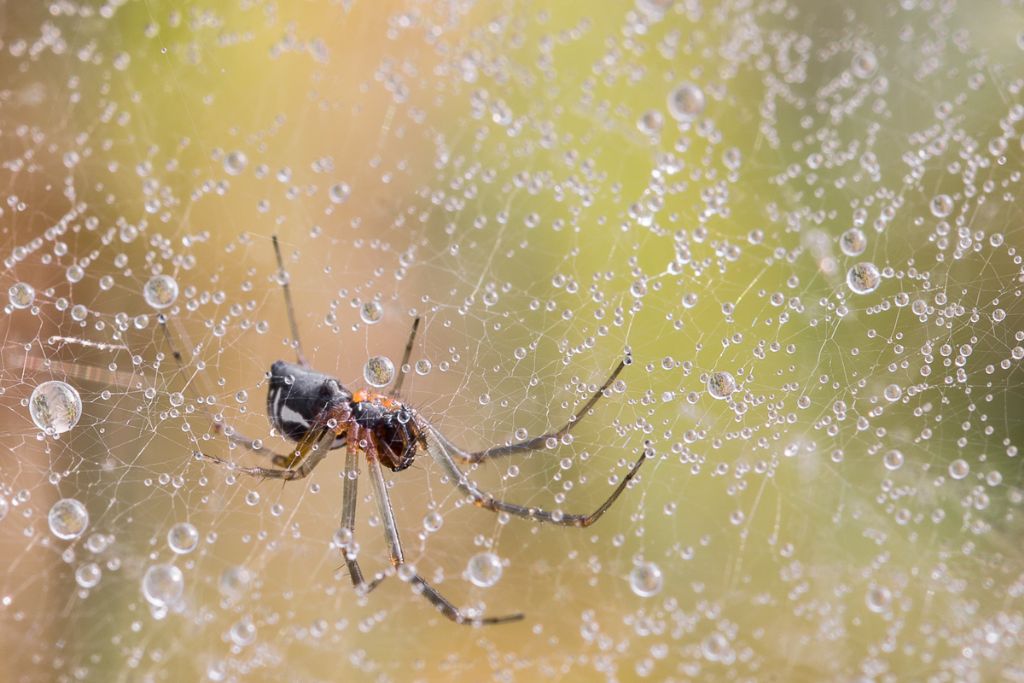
[267,360,351,443]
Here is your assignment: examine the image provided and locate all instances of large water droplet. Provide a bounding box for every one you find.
[363,356,395,388]
[143,274,179,309]
[48,498,89,540]
[30,381,82,434]
[706,371,736,400]
[846,262,880,295]
[142,564,184,607]
[167,522,199,554]
[466,552,503,588]
[667,83,706,121]
[629,562,663,597]
[8,282,35,309]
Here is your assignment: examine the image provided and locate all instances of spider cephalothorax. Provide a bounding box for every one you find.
[187,236,647,625]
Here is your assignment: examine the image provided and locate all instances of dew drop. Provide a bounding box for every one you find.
[30,381,82,434]
[466,552,503,588]
[48,498,89,540]
[363,356,395,388]
[948,459,970,480]
[839,228,867,257]
[329,182,351,204]
[143,274,179,309]
[865,585,892,613]
[846,262,881,295]
[8,282,35,309]
[883,449,904,471]
[706,371,736,400]
[223,151,247,175]
[75,562,102,589]
[629,562,663,597]
[930,194,954,218]
[360,301,383,324]
[167,522,199,554]
[142,564,184,607]
[667,83,705,121]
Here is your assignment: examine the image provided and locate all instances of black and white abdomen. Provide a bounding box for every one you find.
[266,360,351,445]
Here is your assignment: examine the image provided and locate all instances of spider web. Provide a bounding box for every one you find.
[2,0,1024,680]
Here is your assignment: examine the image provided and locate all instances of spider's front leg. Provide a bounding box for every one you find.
[196,427,336,482]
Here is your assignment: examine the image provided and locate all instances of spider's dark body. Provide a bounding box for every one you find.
[267,360,420,473]
[187,236,648,626]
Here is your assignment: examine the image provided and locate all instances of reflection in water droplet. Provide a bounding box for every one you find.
[223,151,247,175]
[142,564,184,607]
[948,459,970,480]
[839,228,867,256]
[364,356,395,388]
[143,274,179,309]
[8,282,35,309]
[48,498,89,540]
[629,562,663,597]
[466,552,503,588]
[667,83,705,121]
[30,381,82,434]
[846,262,880,295]
[167,522,199,554]
[706,371,736,400]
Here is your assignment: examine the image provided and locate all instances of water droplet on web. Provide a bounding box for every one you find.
[142,564,184,607]
[223,151,247,175]
[883,450,904,471]
[883,384,902,402]
[466,552,503,588]
[363,356,395,388]
[423,512,443,533]
[143,274,179,309]
[637,109,663,136]
[667,82,705,121]
[629,562,663,597]
[414,359,432,375]
[328,182,351,204]
[930,193,954,218]
[229,619,256,647]
[865,585,892,613]
[949,459,970,480]
[30,381,82,434]
[706,371,736,400]
[839,228,867,256]
[701,632,731,662]
[48,498,89,540]
[846,262,880,295]
[8,282,34,309]
[75,562,102,589]
[167,522,199,554]
[360,301,383,324]
[851,50,878,79]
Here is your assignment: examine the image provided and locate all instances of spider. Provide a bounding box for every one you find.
[177,237,648,625]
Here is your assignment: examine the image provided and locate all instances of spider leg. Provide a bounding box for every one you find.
[159,318,281,462]
[365,440,523,625]
[390,316,421,399]
[421,357,628,464]
[422,424,648,528]
[272,234,308,367]
[338,431,385,594]
[197,428,336,481]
